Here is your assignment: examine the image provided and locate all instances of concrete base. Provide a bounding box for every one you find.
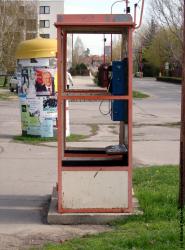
[47,187,142,225]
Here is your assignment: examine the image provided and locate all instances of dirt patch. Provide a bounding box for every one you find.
[0,225,110,250]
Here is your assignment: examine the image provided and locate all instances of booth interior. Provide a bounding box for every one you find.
[61,32,130,167]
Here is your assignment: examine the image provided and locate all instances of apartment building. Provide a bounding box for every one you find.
[39,0,64,39]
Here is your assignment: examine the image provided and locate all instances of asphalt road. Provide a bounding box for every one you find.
[133,77,180,165]
[134,77,181,103]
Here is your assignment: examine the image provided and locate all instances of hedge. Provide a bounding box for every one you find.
[156,76,182,84]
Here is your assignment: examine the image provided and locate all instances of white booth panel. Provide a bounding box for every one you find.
[62,171,128,209]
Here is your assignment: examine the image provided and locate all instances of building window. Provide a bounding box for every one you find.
[40,20,50,28]
[40,6,50,14]
[40,34,50,39]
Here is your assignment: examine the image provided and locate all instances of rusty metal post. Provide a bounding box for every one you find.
[179,0,185,209]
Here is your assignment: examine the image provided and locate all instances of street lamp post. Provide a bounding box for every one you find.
[110,0,125,61]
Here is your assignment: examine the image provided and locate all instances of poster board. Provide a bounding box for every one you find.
[17,58,57,137]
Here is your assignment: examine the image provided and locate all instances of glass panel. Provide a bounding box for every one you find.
[45,20,50,28]
[39,20,45,28]
[45,6,50,14]
[39,6,44,14]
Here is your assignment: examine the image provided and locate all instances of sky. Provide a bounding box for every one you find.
[64,0,148,55]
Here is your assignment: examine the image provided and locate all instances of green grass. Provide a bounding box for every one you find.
[133,90,150,99]
[13,134,88,144]
[0,76,5,87]
[0,92,17,100]
[0,76,10,88]
[13,135,57,144]
[41,165,183,250]
[66,134,88,142]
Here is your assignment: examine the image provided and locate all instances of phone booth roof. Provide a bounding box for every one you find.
[55,14,134,33]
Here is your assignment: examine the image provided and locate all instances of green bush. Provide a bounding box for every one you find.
[142,61,159,77]
[156,76,182,84]
[70,63,89,76]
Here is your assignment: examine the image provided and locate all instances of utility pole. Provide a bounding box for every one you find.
[179,0,185,208]
[179,0,185,247]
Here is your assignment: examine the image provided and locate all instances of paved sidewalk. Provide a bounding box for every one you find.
[0,96,109,250]
[0,77,181,248]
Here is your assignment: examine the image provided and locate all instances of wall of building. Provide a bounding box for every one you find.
[39,0,64,38]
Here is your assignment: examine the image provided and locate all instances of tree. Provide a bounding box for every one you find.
[73,36,85,65]
[0,0,38,74]
[150,0,183,61]
[112,36,121,61]
[133,19,158,75]
[143,29,171,73]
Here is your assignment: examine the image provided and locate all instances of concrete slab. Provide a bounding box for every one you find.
[47,187,142,225]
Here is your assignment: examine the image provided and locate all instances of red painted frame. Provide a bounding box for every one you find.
[56,14,134,214]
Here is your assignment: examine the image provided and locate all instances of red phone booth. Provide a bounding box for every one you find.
[49,13,135,224]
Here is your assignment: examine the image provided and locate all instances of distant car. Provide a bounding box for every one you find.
[9,76,18,93]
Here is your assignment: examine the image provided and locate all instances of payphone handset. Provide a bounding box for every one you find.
[98,59,128,122]
[97,63,112,89]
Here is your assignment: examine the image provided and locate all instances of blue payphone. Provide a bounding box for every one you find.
[110,59,128,122]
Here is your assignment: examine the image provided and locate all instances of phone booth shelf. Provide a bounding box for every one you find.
[48,14,136,224]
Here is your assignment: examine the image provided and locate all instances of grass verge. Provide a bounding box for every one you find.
[0,76,5,87]
[13,135,57,144]
[0,76,10,89]
[0,92,17,100]
[66,134,88,142]
[13,134,88,144]
[41,165,183,250]
[133,90,150,99]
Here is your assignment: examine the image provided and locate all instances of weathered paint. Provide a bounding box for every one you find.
[62,171,128,209]
[56,14,133,26]
[56,14,133,214]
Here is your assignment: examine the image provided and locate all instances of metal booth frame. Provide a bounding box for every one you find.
[55,14,135,214]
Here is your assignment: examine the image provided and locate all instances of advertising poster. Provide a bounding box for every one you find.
[43,97,57,118]
[35,69,55,96]
[17,58,57,137]
[40,118,53,138]
[27,97,42,136]
[19,96,29,133]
